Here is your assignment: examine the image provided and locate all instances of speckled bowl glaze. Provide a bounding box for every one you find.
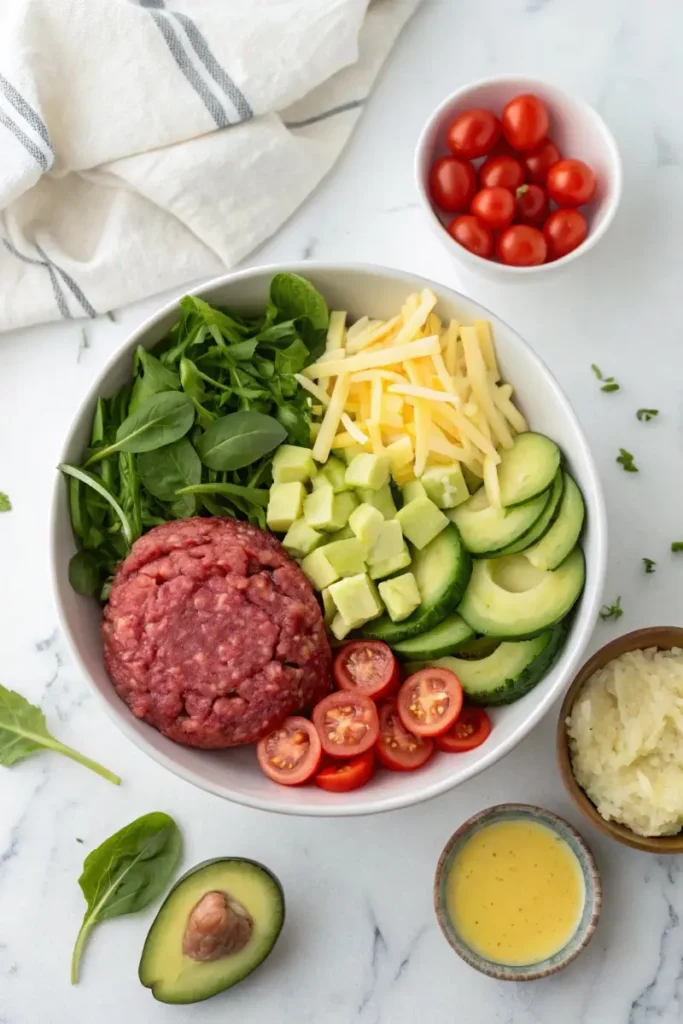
[434,803,601,981]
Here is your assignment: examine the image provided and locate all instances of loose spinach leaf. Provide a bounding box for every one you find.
[60,464,135,547]
[71,812,181,984]
[269,272,328,332]
[195,410,286,471]
[0,683,120,783]
[0,492,11,512]
[68,551,101,595]
[129,348,180,413]
[137,437,201,502]
[86,392,195,463]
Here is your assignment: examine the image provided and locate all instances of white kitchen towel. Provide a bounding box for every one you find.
[0,0,420,332]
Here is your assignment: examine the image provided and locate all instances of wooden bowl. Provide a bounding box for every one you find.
[557,626,683,853]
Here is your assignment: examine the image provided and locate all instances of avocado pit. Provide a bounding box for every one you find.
[183,890,253,962]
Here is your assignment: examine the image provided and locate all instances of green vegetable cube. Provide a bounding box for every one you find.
[304,487,357,531]
[378,573,421,623]
[385,436,414,476]
[282,518,323,558]
[311,472,332,491]
[328,491,359,531]
[321,587,337,626]
[322,456,353,492]
[325,525,355,542]
[272,445,315,484]
[331,613,353,641]
[320,538,367,577]
[421,463,469,509]
[345,453,390,491]
[340,444,366,465]
[401,480,428,505]
[300,549,340,591]
[367,519,404,566]
[396,496,449,550]
[357,484,397,521]
[329,573,384,627]
[267,482,305,532]
[348,503,384,550]
[368,545,412,580]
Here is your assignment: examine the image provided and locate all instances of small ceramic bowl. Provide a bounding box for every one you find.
[558,626,683,853]
[414,74,623,281]
[434,803,601,981]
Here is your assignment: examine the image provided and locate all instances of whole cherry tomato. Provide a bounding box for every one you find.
[496,224,547,266]
[471,186,515,230]
[446,108,501,159]
[547,159,596,206]
[523,139,561,185]
[502,94,550,151]
[479,153,526,190]
[429,157,477,212]
[543,208,588,259]
[447,215,494,258]
[515,184,549,226]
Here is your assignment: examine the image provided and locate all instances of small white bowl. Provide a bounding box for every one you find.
[415,75,623,280]
[50,262,607,817]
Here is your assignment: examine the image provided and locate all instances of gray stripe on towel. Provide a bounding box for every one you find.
[2,238,71,318]
[34,243,97,319]
[0,108,48,169]
[0,74,54,156]
[285,99,365,130]
[168,10,253,121]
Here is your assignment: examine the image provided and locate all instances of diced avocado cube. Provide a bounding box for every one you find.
[385,436,414,474]
[320,538,367,577]
[378,572,421,623]
[304,488,357,531]
[282,518,323,557]
[357,484,397,521]
[421,463,469,509]
[322,525,355,543]
[322,455,353,492]
[368,544,412,580]
[462,464,483,494]
[396,496,449,550]
[311,472,332,491]
[328,491,358,531]
[348,503,384,551]
[300,549,340,591]
[401,480,428,505]
[345,453,391,491]
[367,519,404,566]
[340,443,366,465]
[321,587,337,626]
[329,573,384,627]
[272,445,315,484]
[267,482,305,532]
[331,613,353,641]
[392,467,416,488]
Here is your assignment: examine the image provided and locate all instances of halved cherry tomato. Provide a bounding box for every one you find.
[314,750,375,792]
[446,109,501,159]
[471,186,515,231]
[543,208,588,259]
[376,700,434,771]
[312,691,379,758]
[429,157,477,213]
[333,641,399,702]
[515,184,548,226]
[479,153,526,191]
[496,224,547,266]
[435,707,492,753]
[257,717,322,786]
[447,215,494,258]
[547,159,596,206]
[397,668,463,738]
[501,94,549,152]
[523,139,561,185]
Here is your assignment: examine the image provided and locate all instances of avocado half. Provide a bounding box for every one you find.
[139,858,285,1005]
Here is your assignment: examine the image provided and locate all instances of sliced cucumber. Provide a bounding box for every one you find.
[392,614,474,660]
[458,547,585,638]
[449,485,549,556]
[497,432,560,507]
[424,625,566,705]
[499,469,564,556]
[524,473,585,571]
[361,524,471,644]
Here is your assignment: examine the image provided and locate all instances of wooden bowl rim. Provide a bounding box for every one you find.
[557,626,683,853]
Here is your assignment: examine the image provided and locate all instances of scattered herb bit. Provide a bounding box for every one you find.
[642,558,656,574]
[637,408,659,422]
[600,597,623,621]
[591,364,603,379]
[76,837,84,844]
[0,492,11,512]
[77,328,89,364]
[592,364,620,391]
[106,310,116,322]
[672,542,683,552]
[0,684,120,784]
[601,382,620,392]
[616,448,638,472]
[71,812,181,984]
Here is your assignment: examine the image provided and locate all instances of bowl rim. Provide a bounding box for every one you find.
[557,626,683,852]
[414,73,624,276]
[50,259,608,817]
[433,802,602,980]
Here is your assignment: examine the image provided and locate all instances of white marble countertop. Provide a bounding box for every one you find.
[3,1,683,1021]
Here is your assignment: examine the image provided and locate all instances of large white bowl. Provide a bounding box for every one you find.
[50,263,607,816]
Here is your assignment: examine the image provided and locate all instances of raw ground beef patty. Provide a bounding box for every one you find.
[101,517,332,748]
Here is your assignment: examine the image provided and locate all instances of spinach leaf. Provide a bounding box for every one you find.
[0,683,120,783]
[68,551,101,595]
[195,410,286,471]
[269,272,328,332]
[129,348,180,413]
[178,481,269,506]
[59,464,135,547]
[71,812,181,984]
[138,437,201,502]
[274,338,309,375]
[86,392,195,463]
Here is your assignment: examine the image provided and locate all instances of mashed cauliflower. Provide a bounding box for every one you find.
[568,647,683,836]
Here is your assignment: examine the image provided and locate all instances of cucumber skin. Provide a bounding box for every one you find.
[463,623,566,706]
[392,616,475,661]
[495,470,564,558]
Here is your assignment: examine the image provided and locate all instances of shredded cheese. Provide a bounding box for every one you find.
[304,335,441,379]
[312,374,350,463]
[326,310,346,352]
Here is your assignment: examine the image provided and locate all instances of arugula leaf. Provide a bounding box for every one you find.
[637,408,659,422]
[0,492,11,512]
[616,448,638,472]
[642,557,656,574]
[71,812,181,984]
[0,684,120,783]
[599,597,623,621]
[60,464,135,547]
[177,482,269,506]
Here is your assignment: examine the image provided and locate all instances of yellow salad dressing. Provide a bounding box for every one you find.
[446,819,585,966]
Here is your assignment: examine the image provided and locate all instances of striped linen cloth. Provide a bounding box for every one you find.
[0,0,420,331]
